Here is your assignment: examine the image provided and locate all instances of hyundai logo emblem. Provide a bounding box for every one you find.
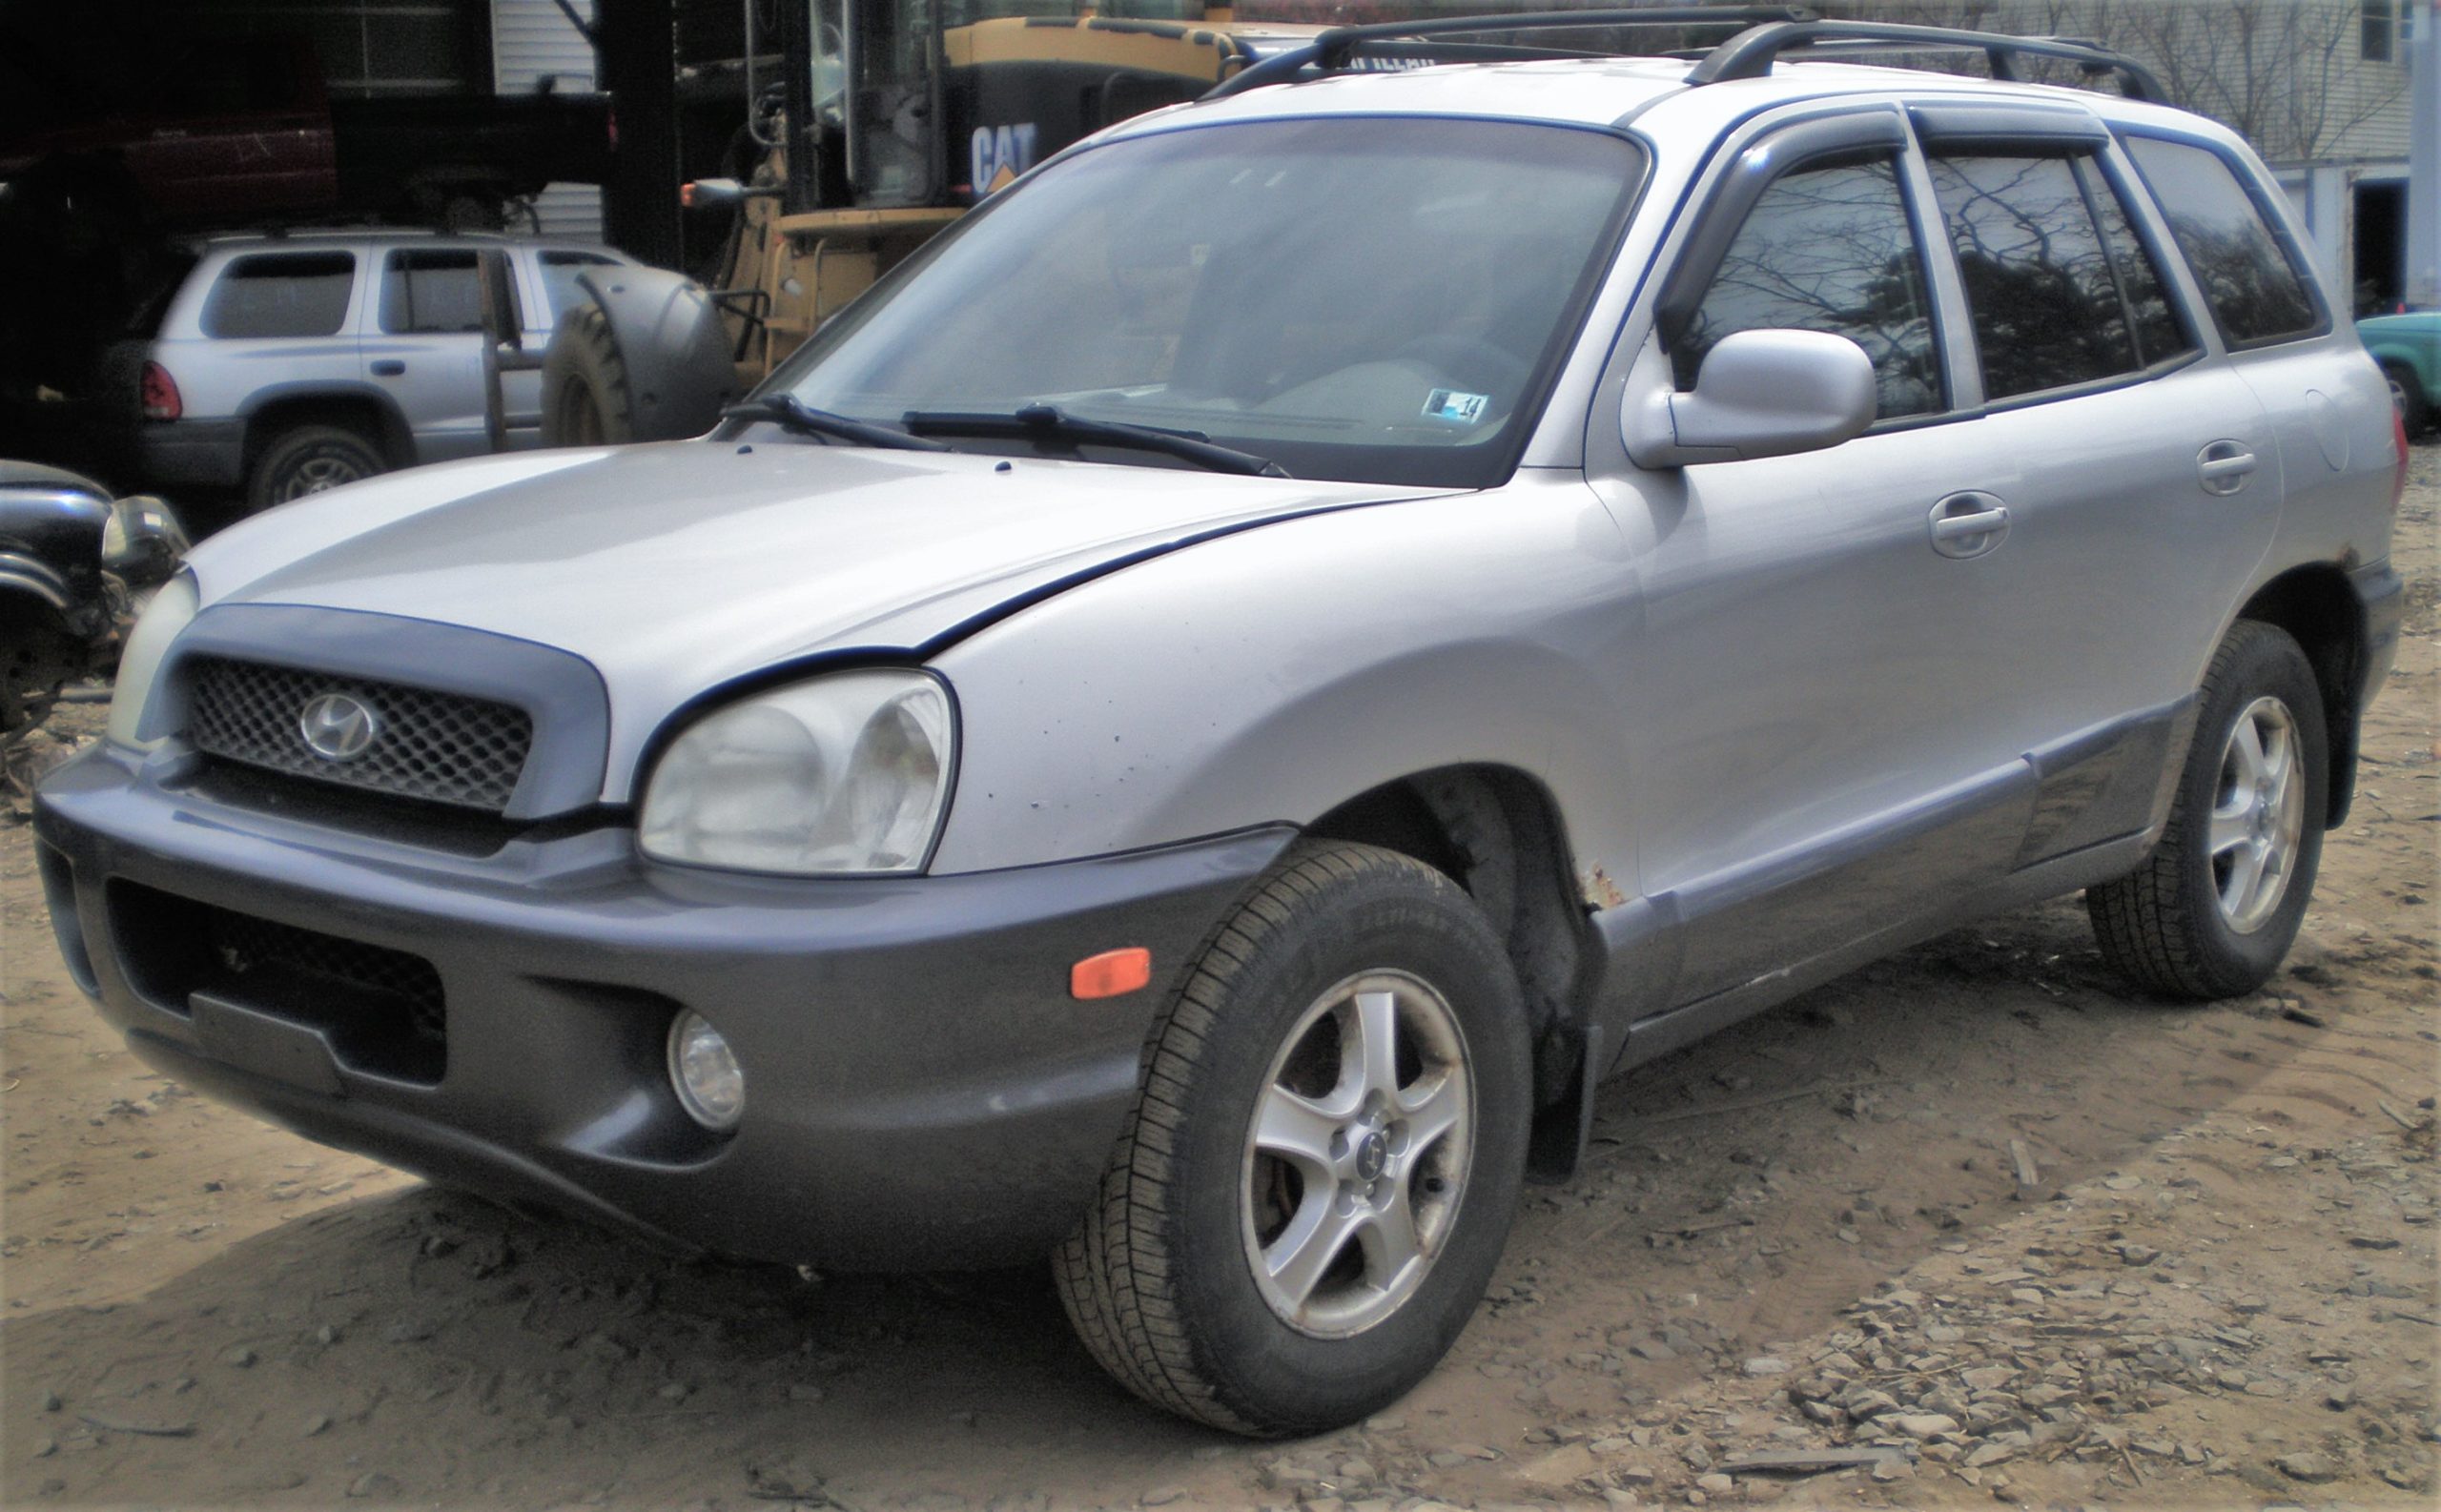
[297,692,379,762]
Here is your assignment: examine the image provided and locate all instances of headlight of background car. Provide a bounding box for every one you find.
[105,571,199,752]
[639,669,954,875]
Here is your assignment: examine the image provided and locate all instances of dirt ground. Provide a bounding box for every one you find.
[3,456,2435,1512]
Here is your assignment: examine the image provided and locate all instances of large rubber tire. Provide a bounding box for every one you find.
[1055,841,1532,1437]
[2382,362,2431,438]
[1,607,83,739]
[2087,621,2328,1000]
[247,423,385,512]
[541,302,635,446]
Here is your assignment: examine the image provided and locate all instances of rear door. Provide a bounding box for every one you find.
[2119,133,2396,580]
[362,246,515,461]
[1901,110,2281,868]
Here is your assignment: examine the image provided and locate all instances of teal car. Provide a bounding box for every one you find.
[2359,309,2440,435]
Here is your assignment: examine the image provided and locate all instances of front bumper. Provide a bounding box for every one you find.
[33,746,1290,1268]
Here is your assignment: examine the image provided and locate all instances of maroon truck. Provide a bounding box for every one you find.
[1,34,608,233]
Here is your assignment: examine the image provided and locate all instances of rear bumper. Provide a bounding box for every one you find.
[33,745,1289,1268]
[114,419,243,488]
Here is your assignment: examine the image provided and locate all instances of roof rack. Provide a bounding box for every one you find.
[1204,7,1815,99]
[1683,19,2163,100]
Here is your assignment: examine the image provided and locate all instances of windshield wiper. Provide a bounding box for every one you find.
[901,404,1290,479]
[721,394,951,452]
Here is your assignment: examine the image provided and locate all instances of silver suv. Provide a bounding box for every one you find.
[38,12,2406,1437]
[103,231,634,510]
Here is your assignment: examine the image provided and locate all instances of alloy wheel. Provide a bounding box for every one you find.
[1241,970,1473,1338]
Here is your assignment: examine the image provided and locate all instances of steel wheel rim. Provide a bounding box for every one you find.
[280,453,365,501]
[2209,695,2305,934]
[1240,969,1473,1339]
[2390,374,2412,418]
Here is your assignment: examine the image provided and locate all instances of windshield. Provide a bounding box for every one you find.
[769,116,1646,487]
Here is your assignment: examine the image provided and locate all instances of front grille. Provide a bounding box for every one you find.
[185,658,532,812]
[112,881,447,1084]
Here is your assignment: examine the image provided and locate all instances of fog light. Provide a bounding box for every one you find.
[667,1011,746,1131]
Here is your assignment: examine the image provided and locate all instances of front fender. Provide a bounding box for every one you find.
[0,552,80,617]
[929,473,1643,888]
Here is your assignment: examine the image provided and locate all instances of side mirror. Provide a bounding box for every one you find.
[101,494,191,588]
[1624,329,1878,469]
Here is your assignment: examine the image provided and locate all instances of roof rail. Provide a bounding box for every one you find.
[1204,7,1815,100]
[1685,20,2164,101]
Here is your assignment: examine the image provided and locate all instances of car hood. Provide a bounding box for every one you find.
[188,439,1442,756]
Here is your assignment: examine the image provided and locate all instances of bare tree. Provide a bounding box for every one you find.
[1813,0,2405,163]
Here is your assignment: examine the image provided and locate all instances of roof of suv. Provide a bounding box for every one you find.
[1120,54,2205,143]
[190,229,624,253]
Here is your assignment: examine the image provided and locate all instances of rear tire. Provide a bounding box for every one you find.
[247,424,385,512]
[2086,621,2328,1000]
[2383,362,2431,437]
[541,302,634,446]
[1055,841,1531,1436]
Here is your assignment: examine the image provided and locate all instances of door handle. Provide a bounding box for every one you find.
[1928,492,2010,559]
[2196,440,2257,496]
[371,359,406,378]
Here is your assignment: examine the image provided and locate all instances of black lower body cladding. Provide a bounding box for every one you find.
[33,744,1293,1269]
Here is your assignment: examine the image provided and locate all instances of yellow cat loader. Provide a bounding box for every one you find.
[537,2,1335,443]
[535,4,1803,445]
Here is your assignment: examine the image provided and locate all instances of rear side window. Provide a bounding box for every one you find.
[199,253,356,338]
[1677,156,1943,419]
[1926,153,2191,400]
[2122,136,2321,346]
[538,251,620,321]
[380,250,486,334]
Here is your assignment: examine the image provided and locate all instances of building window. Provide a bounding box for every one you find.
[2364,0,2397,63]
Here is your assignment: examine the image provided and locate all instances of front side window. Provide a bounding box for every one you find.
[1928,153,2170,400]
[200,252,355,338]
[1676,155,1942,420]
[772,117,1646,488]
[380,250,486,335]
[2123,136,2321,347]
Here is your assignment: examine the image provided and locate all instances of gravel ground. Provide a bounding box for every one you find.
[2,450,2433,1511]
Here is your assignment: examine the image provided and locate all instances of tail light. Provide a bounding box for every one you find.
[2392,404,2410,514]
[139,361,181,421]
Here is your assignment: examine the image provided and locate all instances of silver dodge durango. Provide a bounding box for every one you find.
[35,12,2406,1435]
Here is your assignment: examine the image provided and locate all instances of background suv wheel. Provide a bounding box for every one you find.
[248,424,386,512]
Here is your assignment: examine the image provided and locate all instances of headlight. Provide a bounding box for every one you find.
[106,571,198,751]
[639,669,954,875]
[100,494,191,588]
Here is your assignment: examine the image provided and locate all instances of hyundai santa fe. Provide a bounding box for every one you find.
[35,11,2404,1435]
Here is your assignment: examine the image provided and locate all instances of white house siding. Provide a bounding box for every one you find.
[492,0,604,240]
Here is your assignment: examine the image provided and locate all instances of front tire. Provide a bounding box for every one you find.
[1056,842,1532,1436]
[2087,621,2328,999]
[247,423,385,512]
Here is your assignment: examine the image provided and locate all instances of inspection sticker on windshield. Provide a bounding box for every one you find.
[1422,389,1489,426]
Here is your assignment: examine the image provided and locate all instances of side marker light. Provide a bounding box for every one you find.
[1071,948,1152,1000]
